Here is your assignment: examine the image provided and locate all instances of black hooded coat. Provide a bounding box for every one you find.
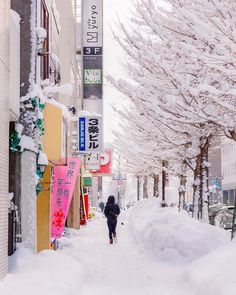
[104,196,120,222]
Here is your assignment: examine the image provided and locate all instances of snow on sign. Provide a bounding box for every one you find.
[78,116,103,153]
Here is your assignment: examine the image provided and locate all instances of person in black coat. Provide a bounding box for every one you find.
[104,195,120,244]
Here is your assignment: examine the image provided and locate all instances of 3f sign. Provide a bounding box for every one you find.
[84,47,102,55]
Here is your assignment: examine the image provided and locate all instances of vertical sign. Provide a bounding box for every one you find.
[78,115,103,153]
[51,158,81,239]
[82,0,103,102]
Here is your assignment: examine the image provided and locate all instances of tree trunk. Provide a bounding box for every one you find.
[178,174,187,211]
[143,176,148,198]
[193,138,210,222]
[137,176,140,201]
[153,174,159,198]
[201,141,210,223]
[193,155,201,219]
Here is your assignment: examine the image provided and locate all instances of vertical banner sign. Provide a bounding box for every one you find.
[78,115,103,153]
[51,158,81,239]
[82,0,103,100]
[80,194,86,225]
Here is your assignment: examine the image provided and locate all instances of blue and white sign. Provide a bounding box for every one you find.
[79,117,86,151]
[78,115,103,153]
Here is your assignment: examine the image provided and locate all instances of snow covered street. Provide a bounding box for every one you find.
[1,198,236,295]
[67,213,189,295]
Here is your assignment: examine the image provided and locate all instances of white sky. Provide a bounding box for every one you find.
[103,0,135,143]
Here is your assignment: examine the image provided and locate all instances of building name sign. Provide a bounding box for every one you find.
[78,115,103,153]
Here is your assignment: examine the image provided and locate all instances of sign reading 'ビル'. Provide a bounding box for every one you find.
[78,115,103,153]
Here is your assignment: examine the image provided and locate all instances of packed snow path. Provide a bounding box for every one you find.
[69,213,190,295]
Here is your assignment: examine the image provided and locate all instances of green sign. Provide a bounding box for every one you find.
[83,177,92,186]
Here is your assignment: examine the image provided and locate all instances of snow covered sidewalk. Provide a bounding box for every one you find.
[67,212,191,295]
[1,198,235,295]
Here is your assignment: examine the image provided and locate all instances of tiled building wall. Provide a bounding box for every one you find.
[0,0,10,280]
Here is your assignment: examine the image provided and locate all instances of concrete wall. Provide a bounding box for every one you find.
[0,0,10,279]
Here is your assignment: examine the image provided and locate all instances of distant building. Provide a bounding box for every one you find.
[208,144,222,205]
[221,139,236,206]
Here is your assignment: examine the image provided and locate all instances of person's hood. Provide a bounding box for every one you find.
[107,195,115,204]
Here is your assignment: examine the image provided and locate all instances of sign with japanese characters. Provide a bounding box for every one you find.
[51,158,81,238]
[78,115,103,153]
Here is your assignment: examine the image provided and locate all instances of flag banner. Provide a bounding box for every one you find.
[51,158,81,238]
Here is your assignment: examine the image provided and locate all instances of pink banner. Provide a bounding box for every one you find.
[51,158,80,238]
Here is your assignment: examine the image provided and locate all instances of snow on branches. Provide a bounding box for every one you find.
[108,0,236,220]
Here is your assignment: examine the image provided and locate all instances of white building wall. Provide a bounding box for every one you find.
[0,0,10,279]
[9,10,20,121]
[222,139,236,190]
[21,151,37,251]
[221,139,236,205]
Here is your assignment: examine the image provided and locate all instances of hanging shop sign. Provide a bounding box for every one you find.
[78,115,103,153]
[51,158,81,239]
[82,0,103,101]
[83,176,92,187]
[90,148,112,176]
[83,0,103,50]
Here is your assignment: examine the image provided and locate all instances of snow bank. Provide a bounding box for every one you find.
[0,246,83,295]
[129,198,229,263]
[38,151,48,166]
[184,239,236,295]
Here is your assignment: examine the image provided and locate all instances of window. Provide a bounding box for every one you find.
[223,190,229,205]
[229,190,235,206]
[41,0,49,80]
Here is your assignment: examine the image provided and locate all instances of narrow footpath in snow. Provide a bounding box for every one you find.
[1,201,232,295]
[65,212,190,295]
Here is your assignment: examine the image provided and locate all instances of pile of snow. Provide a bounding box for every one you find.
[20,135,37,152]
[129,198,229,263]
[38,151,48,166]
[0,246,83,295]
[36,27,47,39]
[184,239,236,295]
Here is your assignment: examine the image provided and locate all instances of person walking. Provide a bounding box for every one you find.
[99,201,105,213]
[104,195,120,244]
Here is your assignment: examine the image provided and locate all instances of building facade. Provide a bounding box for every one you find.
[0,0,10,279]
[0,0,82,279]
[222,139,236,206]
